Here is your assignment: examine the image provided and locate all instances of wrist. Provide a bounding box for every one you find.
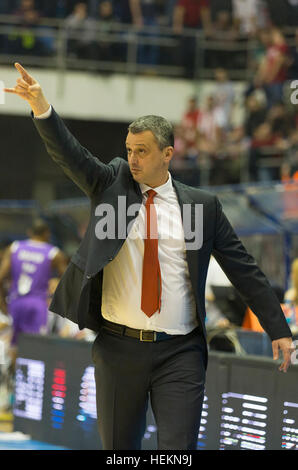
[30,96,50,117]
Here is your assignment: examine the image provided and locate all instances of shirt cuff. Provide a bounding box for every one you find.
[34,105,52,119]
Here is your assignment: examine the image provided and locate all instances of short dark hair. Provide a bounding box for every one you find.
[30,218,50,237]
[128,115,174,149]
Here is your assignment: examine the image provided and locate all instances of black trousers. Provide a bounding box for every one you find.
[92,326,206,450]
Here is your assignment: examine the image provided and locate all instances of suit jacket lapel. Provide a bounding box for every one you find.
[172,178,199,296]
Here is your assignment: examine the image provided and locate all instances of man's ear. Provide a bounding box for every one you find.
[164,146,174,163]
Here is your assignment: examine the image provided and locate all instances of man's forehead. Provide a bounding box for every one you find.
[126,130,156,145]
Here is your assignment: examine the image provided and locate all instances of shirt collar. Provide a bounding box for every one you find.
[139,172,172,198]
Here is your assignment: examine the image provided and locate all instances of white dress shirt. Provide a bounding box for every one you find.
[35,105,52,119]
[102,173,198,334]
[35,107,198,335]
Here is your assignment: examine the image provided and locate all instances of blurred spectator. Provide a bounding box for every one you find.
[66,1,116,63]
[230,0,270,70]
[173,0,212,78]
[211,9,237,40]
[206,10,238,69]
[247,28,271,75]
[171,97,203,186]
[198,95,227,150]
[210,0,233,19]
[171,124,188,169]
[130,0,160,67]
[65,2,97,60]
[171,96,201,174]
[14,0,40,21]
[244,93,267,139]
[180,96,201,161]
[5,0,56,56]
[267,102,293,138]
[170,126,200,187]
[173,0,212,34]
[289,27,298,80]
[244,28,271,98]
[93,1,115,62]
[223,125,247,165]
[33,0,59,54]
[232,0,270,37]
[163,0,178,26]
[248,120,286,181]
[197,95,236,184]
[244,96,297,183]
[213,68,235,127]
[129,0,158,28]
[181,96,201,131]
[254,27,290,109]
[99,0,114,22]
[6,0,43,55]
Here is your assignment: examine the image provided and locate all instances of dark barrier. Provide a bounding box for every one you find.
[13,334,298,450]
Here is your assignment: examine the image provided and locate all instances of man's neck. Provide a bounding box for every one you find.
[147,172,169,189]
[30,237,46,243]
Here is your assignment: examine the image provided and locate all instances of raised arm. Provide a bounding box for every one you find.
[4,63,116,197]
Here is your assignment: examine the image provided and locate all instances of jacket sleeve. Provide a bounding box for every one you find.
[32,107,117,197]
[212,196,292,341]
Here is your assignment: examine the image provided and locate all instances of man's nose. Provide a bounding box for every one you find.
[130,152,139,163]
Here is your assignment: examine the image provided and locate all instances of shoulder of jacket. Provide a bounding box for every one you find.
[106,157,129,176]
[172,178,218,203]
[108,157,128,169]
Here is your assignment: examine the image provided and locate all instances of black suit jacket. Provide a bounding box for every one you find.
[33,108,292,350]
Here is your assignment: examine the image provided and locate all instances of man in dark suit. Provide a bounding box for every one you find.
[5,63,294,450]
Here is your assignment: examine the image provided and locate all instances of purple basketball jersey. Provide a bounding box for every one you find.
[9,239,58,302]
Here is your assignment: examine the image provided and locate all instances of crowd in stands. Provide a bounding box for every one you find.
[171,23,298,186]
[0,1,298,74]
[0,1,298,186]
[0,2,297,185]
[1,0,298,32]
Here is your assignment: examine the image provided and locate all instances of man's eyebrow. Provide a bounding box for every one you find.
[125,143,148,148]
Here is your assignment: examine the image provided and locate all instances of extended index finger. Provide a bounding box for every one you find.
[14,62,33,84]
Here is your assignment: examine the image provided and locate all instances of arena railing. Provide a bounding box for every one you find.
[1,15,296,80]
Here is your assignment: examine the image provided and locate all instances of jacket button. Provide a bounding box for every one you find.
[86,274,92,280]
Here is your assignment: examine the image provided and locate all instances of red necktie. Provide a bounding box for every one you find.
[141,190,162,317]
